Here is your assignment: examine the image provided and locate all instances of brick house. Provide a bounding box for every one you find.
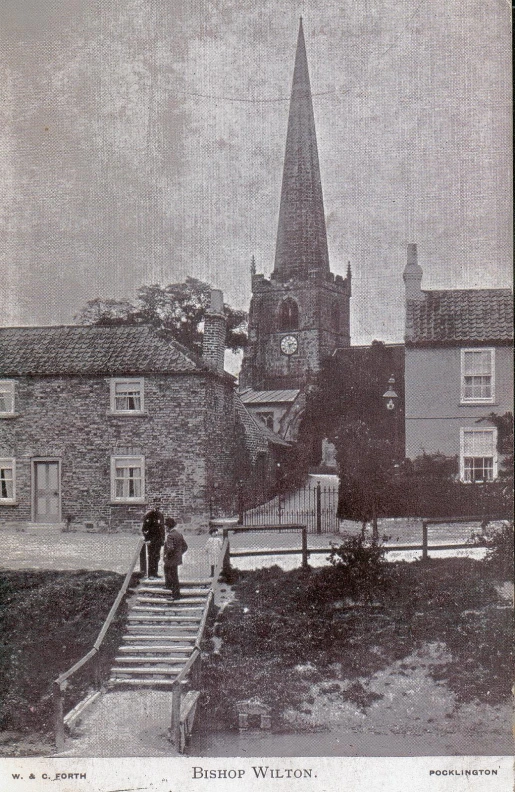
[403,244,513,481]
[0,292,284,530]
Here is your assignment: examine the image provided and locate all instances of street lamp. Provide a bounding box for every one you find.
[382,376,398,411]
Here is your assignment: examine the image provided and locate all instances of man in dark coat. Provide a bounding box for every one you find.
[163,517,188,599]
[140,502,165,578]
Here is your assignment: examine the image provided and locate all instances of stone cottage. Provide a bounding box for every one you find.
[0,291,284,530]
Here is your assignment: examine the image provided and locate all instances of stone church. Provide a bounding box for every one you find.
[240,19,351,442]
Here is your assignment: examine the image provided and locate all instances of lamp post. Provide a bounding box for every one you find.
[382,375,399,460]
[382,376,398,412]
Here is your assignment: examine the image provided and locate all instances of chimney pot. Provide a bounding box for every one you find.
[209,288,224,315]
[403,243,424,301]
[202,289,226,373]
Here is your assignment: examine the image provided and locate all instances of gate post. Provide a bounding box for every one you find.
[53,681,65,751]
[301,528,308,569]
[422,521,429,560]
[237,480,244,525]
[316,482,322,535]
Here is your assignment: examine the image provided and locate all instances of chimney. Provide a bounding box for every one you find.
[202,289,226,373]
[403,243,424,300]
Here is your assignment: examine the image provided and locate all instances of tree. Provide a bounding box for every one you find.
[75,277,247,355]
[295,342,404,533]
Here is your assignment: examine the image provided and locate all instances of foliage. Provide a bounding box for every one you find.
[471,521,514,580]
[75,277,248,354]
[0,570,127,734]
[292,341,404,520]
[327,534,390,601]
[200,555,511,732]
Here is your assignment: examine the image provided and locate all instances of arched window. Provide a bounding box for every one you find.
[278,298,299,331]
[331,300,340,334]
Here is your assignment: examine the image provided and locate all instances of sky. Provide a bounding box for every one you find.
[0,0,512,355]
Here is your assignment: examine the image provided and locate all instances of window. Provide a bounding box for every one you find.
[0,381,15,415]
[256,411,275,431]
[331,300,340,334]
[461,349,494,403]
[460,428,497,482]
[110,379,144,413]
[111,456,145,502]
[0,459,15,502]
[278,298,299,331]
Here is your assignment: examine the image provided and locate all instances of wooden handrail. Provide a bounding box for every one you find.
[194,590,214,651]
[174,648,201,687]
[170,536,229,751]
[56,537,144,685]
[53,536,145,748]
[94,537,145,649]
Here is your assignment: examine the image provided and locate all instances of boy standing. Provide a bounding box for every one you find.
[163,517,188,599]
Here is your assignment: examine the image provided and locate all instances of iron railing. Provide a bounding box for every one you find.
[243,481,339,533]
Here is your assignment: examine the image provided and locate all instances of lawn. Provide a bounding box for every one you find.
[0,570,127,755]
[200,539,513,744]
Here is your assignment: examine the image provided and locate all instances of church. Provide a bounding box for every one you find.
[239,19,351,442]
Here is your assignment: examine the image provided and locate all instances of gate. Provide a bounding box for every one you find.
[242,480,339,534]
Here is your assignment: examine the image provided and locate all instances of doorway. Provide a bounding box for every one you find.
[33,460,61,523]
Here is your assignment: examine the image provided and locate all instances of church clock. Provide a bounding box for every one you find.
[280,335,298,356]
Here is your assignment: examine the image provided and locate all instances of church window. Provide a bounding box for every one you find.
[256,412,275,431]
[331,301,340,334]
[278,298,299,331]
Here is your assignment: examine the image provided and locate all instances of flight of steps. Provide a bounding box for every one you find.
[108,578,212,689]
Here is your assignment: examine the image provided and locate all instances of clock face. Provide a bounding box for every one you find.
[280,335,298,356]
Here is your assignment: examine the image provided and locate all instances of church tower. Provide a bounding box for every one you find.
[240,19,351,391]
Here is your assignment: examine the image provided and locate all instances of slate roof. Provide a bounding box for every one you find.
[234,395,290,450]
[239,388,300,404]
[405,289,513,345]
[0,325,216,377]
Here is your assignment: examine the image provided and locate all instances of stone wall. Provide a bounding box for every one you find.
[0,372,239,531]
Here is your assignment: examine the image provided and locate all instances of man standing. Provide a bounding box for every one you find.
[141,501,165,579]
[163,517,188,599]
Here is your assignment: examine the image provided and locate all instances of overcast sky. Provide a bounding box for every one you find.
[1,0,511,350]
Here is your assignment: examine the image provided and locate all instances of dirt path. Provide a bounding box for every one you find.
[54,690,178,757]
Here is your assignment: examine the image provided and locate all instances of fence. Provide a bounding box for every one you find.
[224,516,509,569]
[242,481,339,534]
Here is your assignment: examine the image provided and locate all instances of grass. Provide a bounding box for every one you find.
[0,569,128,748]
[201,554,513,731]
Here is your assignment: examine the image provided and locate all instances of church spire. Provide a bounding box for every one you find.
[273,18,330,280]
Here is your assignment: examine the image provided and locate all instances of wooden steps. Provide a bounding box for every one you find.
[108,577,211,688]
[118,645,192,653]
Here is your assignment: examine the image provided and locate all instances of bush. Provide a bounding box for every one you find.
[301,537,391,606]
[471,522,514,580]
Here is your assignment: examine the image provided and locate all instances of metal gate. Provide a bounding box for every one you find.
[242,481,339,534]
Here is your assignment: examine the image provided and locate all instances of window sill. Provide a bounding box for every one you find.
[110,499,146,505]
[459,401,497,407]
[0,413,20,420]
[0,501,18,506]
[107,411,148,417]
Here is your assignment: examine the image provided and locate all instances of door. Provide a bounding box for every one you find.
[33,461,60,523]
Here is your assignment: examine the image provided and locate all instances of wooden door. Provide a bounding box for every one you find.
[34,461,60,523]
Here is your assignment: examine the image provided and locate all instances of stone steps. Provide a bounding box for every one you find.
[118,644,193,653]
[108,678,177,689]
[115,655,188,664]
[108,575,212,689]
[136,595,207,605]
[112,665,183,676]
[138,587,209,597]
